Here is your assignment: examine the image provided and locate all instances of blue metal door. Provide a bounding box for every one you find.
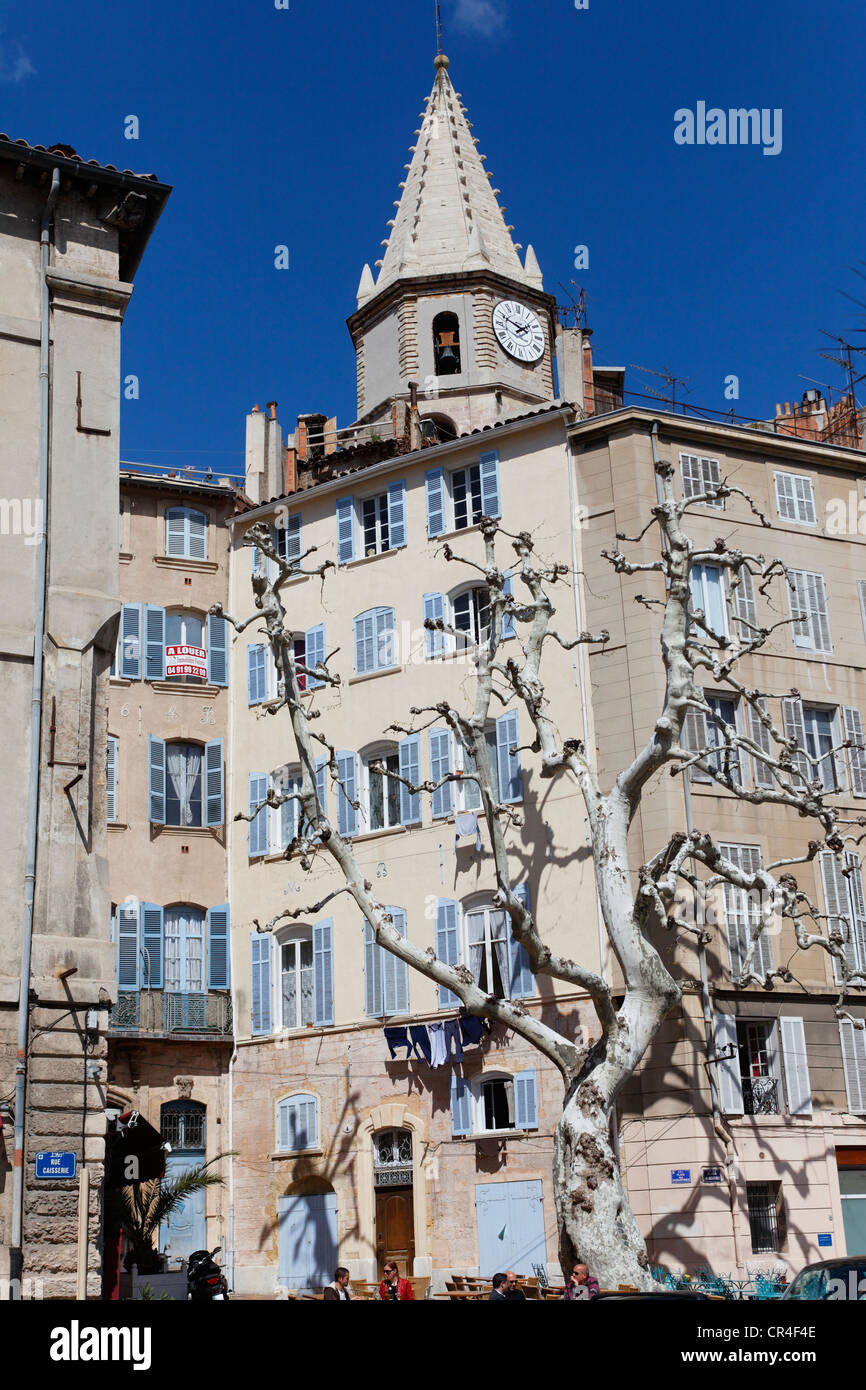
[159,1151,207,1264]
[277,1193,338,1288]
[476,1179,546,1276]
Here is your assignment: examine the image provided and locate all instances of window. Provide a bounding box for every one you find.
[353,607,396,675]
[250,759,327,856]
[107,737,118,822]
[277,1093,318,1152]
[148,737,224,828]
[131,605,226,685]
[746,1183,785,1254]
[788,570,831,652]
[680,451,722,507]
[362,748,401,832]
[450,1068,538,1137]
[161,1100,205,1151]
[164,906,205,992]
[718,843,773,977]
[336,483,406,564]
[425,450,501,538]
[689,562,728,637]
[364,909,409,1017]
[839,1018,866,1114]
[274,513,302,570]
[251,920,333,1036]
[433,311,461,375]
[453,588,491,648]
[820,850,866,981]
[165,742,203,826]
[115,903,229,992]
[705,696,741,780]
[248,625,324,703]
[373,1129,413,1185]
[165,506,207,559]
[420,414,457,443]
[737,1021,781,1115]
[281,931,314,1029]
[165,611,204,684]
[430,712,521,819]
[781,700,843,793]
[714,1014,811,1118]
[458,729,500,810]
[774,471,816,525]
[436,893,533,1008]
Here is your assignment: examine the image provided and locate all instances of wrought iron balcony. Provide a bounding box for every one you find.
[742,1075,780,1115]
[109,990,233,1038]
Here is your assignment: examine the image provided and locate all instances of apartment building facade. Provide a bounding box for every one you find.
[105,469,237,1281]
[0,136,168,1296]
[573,408,866,1275]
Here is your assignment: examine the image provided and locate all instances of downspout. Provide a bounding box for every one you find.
[650,418,741,1270]
[226,518,238,1294]
[10,166,61,1300]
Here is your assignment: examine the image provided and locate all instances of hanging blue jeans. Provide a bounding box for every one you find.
[384,1026,411,1059]
[443,1018,463,1062]
[459,1015,484,1047]
[409,1025,432,1064]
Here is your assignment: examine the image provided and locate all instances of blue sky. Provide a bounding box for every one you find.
[2,0,865,479]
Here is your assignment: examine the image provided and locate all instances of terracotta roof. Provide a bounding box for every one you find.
[0,133,161,181]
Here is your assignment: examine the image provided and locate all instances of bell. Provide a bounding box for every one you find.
[437,341,460,373]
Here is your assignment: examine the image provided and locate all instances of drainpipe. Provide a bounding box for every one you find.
[226,525,238,1294]
[10,166,61,1300]
[650,418,741,1270]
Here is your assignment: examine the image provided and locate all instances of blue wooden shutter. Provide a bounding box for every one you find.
[166,507,187,557]
[387,479,407,548]
[313,919,334,1025]
[336,495,355,564]
[423,592,445,658]
[106,737,117,823]
[509,882,534,999]
[205,738,224,827]
[117,902,140,989]
[277,513,302,567]
[714,1013,744,1115]
[376,607,396,669]
[305,623,325,689]
[250,932,272,1035]
[496,710,522,803]
[252,543,264,578]
[336,751,357,837]
[436,899,460,1007]
[188,509,207,560]
[248,645,266,705]
[207,904,230,989]
[207,612,228,686]
[515,1069,538,1129]
[120,602,142,679]
[383,908,409,1014]
[144,605,165,680]
[147,735,166,825]
[364,922,382,1018]
[249,773,269,856]
[398,734,421,825]
[450,1074,472,1136]
[502,572,516,640]
[429,728,453,818]
[141,903,164,990]
[354,611,374,675]
[479,449,501,518]
[425,467,446,537]
[315,755,327,818]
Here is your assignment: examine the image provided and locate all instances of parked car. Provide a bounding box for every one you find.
[781,1258,866,1300]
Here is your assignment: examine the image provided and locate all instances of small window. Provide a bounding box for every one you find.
[737,1021,781,1115]
[746,1182,785,1254]
[281,931,314,1030]
[680,452,722,508]
[354,607,396,675]
[161,1100,206,1151]
[165,507,207,560]
[452,464,483,531]
[274,514,302,570]
[718,842,773,978]
[788,570,831,652]
[453,587,491,648]
[802,706,840,792]
[362,748,402,832]
[165,611,205,684]
[458,729,499,811]
[774,472,816,526]
[467,906,510,997]
[689,563,728,637]
[362,494,391,557]
[164,905,206,992]
[481,1077,515,1132]
[277,1092,318,1151]
[433,311,461,376]
[165,742,204,827]
[705,695,740,780]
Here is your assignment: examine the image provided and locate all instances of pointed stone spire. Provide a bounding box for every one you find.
[356,262,376,307]
[523,243,544,289]
[373,54,539,294]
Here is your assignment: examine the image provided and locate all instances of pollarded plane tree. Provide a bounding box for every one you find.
[214,456,866,1289]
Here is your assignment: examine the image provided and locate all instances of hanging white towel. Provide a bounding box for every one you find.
[454,810,481,852]
[428,1021,447,1067]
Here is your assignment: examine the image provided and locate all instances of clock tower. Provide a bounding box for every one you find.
[347,54,558,439]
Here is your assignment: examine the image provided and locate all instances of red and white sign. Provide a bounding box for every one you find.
[165,644,208,679]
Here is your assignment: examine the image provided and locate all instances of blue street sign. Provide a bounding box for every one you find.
[35,1151,77,1179]
[702,1167,723,1183]
[671,1168,691,1184]
[818,1233,833,1247]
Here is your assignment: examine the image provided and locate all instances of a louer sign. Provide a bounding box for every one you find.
[165,644,207,679]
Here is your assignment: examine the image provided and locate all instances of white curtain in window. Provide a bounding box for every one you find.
[467,911,486,986]
[167,746,202,825]
[489,910,509,993]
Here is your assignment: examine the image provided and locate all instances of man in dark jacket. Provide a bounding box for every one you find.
[503,1270,526,1300]
[488,1272,509,1300]
[323,1267,352,1300]
[562,1262,600,1300]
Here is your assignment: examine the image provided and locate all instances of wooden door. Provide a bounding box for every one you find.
[375,1187,415,1278]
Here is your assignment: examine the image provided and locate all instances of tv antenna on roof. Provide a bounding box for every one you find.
[434,0,443,54]
[630,363,692,414]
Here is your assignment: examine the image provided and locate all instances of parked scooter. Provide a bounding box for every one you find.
[187,1248,229,1300]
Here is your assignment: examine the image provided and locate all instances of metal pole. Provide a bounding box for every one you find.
[76,1167,90,1299]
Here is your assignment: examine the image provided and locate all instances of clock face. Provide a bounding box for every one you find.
[492,300,545,362]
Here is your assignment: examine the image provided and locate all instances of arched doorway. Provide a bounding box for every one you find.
[159,1100,207,1264]
[374,1128,415,1279]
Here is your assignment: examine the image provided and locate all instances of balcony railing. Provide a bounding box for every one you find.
[742,1075,780,1116]
[109,990,233,1038]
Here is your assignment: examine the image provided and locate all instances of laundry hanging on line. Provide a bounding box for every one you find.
[454,810,482,852]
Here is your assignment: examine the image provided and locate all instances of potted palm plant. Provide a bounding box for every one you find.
[112,1154,230,1295]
